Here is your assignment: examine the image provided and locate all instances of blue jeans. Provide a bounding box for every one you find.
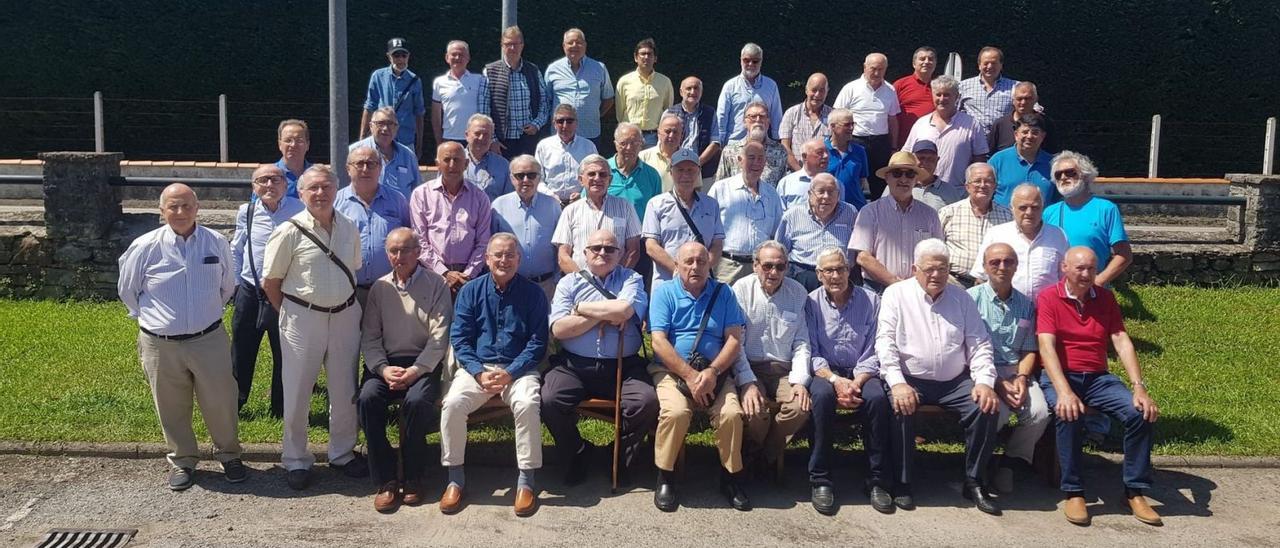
[1040,372,1153,493]
[807,376,894,488]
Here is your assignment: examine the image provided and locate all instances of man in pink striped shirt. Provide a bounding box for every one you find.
[410,142,493,296]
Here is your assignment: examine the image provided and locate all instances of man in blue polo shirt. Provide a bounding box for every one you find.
[349,107,421,199]
[989,113,1059,207]
[361,38,426,157]
[826,108,870,209]
[544,28,614,143]
[335,147,412,305]
[1043,151,1131,287]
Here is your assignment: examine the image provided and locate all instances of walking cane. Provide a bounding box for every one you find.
[611,324,625,493]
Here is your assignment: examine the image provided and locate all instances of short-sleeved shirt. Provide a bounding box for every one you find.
[1043,195,1128,268]
[775,202,856,267]
[642,191,725,283]
[348,137,422,199]
[334,183,412,285]
[970,221,1069,300]
[848,197,943,283]
[938,198,1013,277]
[615,70,674,131]
[637,146,675,192]
[465,148,513,202]
[833,77,902,136]
[968,283,1037,369]
[826,137,870,209]
[363,66,426,147]
[649,277,746,364]
[716,138,790,187]
[959,75,1018,134]
[893,74,934,140]
[902,111,990,191]
[262,209,363,308]
[545,56,615,139]
[1036,281,1125,373]
[549,266,648,357]
[707,175,784,255]
[491,191,562,279]
[989,147,1060,207]
[714,73,785,143]
[779,103,832,158]
[432,70,487,140]
[552,194,642,268]
[232,196,306,285]
[535,135,598,201]
[608,157,663,220]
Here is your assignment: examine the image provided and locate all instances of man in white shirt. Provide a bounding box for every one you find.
[535,103,598,203]
[834,52,902,199]
[971,184,1069,299]
[432,40,486,146]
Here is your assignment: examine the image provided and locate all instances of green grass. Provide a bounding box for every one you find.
[1,285,1278,456]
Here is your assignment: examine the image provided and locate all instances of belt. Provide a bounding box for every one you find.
[792,262,816,271]
[564,351,645,369]
[527,270,557,283]
[446,263,467,273]
[141,320,222,341]
[284,292,356,314]
[721,251,751,263]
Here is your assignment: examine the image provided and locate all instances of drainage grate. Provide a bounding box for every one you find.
[34,529,137,548]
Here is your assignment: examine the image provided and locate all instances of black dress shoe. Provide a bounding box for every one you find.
[169,467,194,491]
[867,485,894,514]
[963,483,1002,516]
[720,475,752,511]
[223,459,248,483]
[333,453,369,478]
[563,444,593,486]
[893,485,915,510]
[654,474,678,512]
[811,485,836,515]
[286,468,311,491]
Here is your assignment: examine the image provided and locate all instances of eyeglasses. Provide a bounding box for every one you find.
[918,266,950,276]
[986,258,1017,267]
[756,262,787,272]
[744,113,768,121]
[252,175,284,185]
[387,246,420,254]
[348,160,379,169]
[889,169,918,179]
[513,172,539,180]
[818,266,849,275]
[586,245,620,255]
[371,120,398,128]
[488,251,518,260]
[1053,168,1080,180]
[554,118,576,125]
[390,52,409,58]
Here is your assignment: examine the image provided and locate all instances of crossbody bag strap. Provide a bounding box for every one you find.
[286,219,356,291]
[671,191,705,245]
[578,270,644,338]
[688,283,722,361]
[393,75,421,113]
[245,200,262,292]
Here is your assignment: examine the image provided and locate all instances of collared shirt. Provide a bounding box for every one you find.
[334,183,412,285]
[262,209,363,308]
[714,73,785,143]
[826,137,870,209]
[549,266,648,358]
[432,69,488,140]
[776,169,845,210]
[361,267,452,374]
[716,137,789,187]
[938,198,1013,277]
[232,196,305,285]
[545,56,615,139]
[971,221,1069,299]
[892,74,935,140]
[876,280,996,388]
[642,191,725,283]
[607,156,663,220]
[666,102,717,178]
[779,103,832,158]
[492,191,562,279]
[535,135,598,200]
[968,283,1037,369]
[989,147,1060,207]
[806,286,881,379]
[451,273,549,378]
[408,177,492,277]
[118,225,236,336]
[484,58,554,140]
[363,66,426,146]
[959,75,1018,133]
[732,275,812,385]
[833,77,902,136]
[275,158,312,198]
[707,174,784,255]
[615,70,674,130]
[348,137,422,199]
[989,112,1059,153]
[552,194,642,268]
[1044,195,1129,269]
[465,148,513,202]
[902,111,990,191]
[1036,281,1125,374]
[848,197,943,282]
[912,179,968,211]
[776,201,856,266]
[649,277,756,386]
[637,146,676,192]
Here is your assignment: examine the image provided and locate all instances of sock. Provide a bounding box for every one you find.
[448,465,465,488]
[517,468,535,490]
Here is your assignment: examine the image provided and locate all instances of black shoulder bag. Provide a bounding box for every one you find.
[670,192,705,245]
[245,200,277,329]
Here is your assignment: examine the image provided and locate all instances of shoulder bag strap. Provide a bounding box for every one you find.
[577,270,617,299]
[393,75,421,113]
[286,219,356,291]
[670,191,705,245]
[245,199,262,292]
[688,283,722,359]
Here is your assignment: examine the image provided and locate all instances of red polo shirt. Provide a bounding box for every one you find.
[893,74,935,142]
[1035,281,1126,373]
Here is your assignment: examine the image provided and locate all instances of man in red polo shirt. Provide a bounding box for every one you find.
[892,47,937,147]
[1036,246,1160,527]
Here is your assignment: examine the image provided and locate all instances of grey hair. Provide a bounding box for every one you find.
[815,246,848,266]
[445,40,469,54]
[913,238,950,265]
[614,122,643,141]
[930,74,959,94]
[1051,150,1099,184]
[828,108,854,125]
[1013,81,1038,95]
[578,153,610,175]
[509,154,542,175]
[299,164,338,189]
[467,113,495,128]
[373,106,398,120]
[563,28,586,42]
[488,232,519,250]
[743,100,770,123]
[384,227,419,249]
[1011,183,1043,201]
[659,111,684,127]
[965,162,995,182]
[809,172,839,192]
[752,240,788,262]
[741,42,763,58]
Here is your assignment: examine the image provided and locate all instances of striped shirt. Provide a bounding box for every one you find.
[970,221,1069,300]
[959,75,1018,133]
[707,174,784,255]
[642,191,725,283]
[551,194,642,268]
[779,103,832,159]
[262,209,363,308]
[938,198,1013,278]
[549,266,648,358]
[968,283,1037,369]
[848,197,943,283]
[731,275,812,385]
[232,196,305,285]
[876,280,996,388]
[535,135,597,201]
[775,201,856,267]
[408,177,492,277]
[118,225,237,336]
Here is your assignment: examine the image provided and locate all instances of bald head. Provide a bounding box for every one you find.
[1062,246,1099,292]
[159,183,198,236]
[805,73,829,108]
[160,183,196,208]
[863,52,888,87]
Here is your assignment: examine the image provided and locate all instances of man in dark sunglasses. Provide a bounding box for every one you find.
[849,151,943,293]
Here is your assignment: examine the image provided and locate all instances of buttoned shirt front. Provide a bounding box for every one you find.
[902,111,990,191]
[232,196,305,285]
[989,147,1059,207]
[535,135,598,200]
[876,280,996,388]
[275,158,312,198]
[715,137,789,187]
[615,70,674,130]
[776,201,856,267]
[848,197,943,282]
[806,286,881,379]
[465,148,513,202]
[451,273,549,378]
[492,191,562,279]
[408,177,492,277]
[642,191,725,283]
[545,56,615,139]
[732,275,812,385]
[363,66,426,146]
[970,221,1069,299]
[648,277,756,385]
[349,137,421,199]
[551,194,642,268]
[637,146,676,192]
[776,169,845,210]
[714,73,785,143]
[833,77,902,136]
[959,75,1018,133]
[938,198,1013,277]
[432,69,488,140]
[262,209,363,308]
[334,183,412,285]
[826,137,870,209]
[779,103,832,158]
[118,225,237,336]
[707,174,784,255]
[549,266,648,358]
[892,74,934,140]
[608,156,663,221]
[968,283,1037,369]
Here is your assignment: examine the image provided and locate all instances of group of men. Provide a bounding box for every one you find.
[117,35,1161,528]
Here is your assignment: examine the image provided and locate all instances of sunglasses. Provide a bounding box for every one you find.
[586,244,619,255]
[554,118,577,125]
[513,172,539,180]
[756,262,787,272]
[819,266,850,275]
[889,169,918,179]
[1053,168,1080,180]
[986,258,1017,267]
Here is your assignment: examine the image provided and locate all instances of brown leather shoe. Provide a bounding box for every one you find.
[374,481,400,513]
[1127,494,1163,526]
[402,480,423,506]
[513,486,538,517]
[439,484,464,515]
[1063,495,1090,526]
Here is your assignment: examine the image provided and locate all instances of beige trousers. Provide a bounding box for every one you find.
[744,361,810,464]
[652,370,744,473]
[714,257,753,286]
[137,328,241,470]
[278,299,362,471]
[440,369,543,470]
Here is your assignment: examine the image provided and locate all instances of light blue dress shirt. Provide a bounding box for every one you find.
[334,183,412,286]
[491,190,562,279]
[714,73,784,143]
[349,136,421,199]
[232,196,306,285]
[707,175,784,255]
[549,267,647,358]
[544,56,615,139]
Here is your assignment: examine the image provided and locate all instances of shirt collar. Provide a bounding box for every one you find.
[394,266,424,292]
[1061,279,1096,302]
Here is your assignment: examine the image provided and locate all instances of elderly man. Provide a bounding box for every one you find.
[715,103,789,187]
[972,184,1069,299]
[462,114,513,201]
[638,112,685,192]
[878,239,1001,515]
[990,113,1059,207]
[734,241,812,477]
[989,81,1057,152]
[553,154,643,272]
[544,229,659,485]
[903,140,966,209]
[609,122,663,223]
[776,138,833,209]
[1045,151,1132,287]
[616,38,674,147]
[835,53,902,199]
[779,73,832,171]
[643,148,724,286]
[119,183,243,490]
[968,243,1050,494]
[358,228,452,513]
[231,165,304,417]
[535,104,598,203]
[483,26,552,158]
[959,46,1019,135]
[442,233,549,517]
[937,162,1012,286]
[714,43,784,145]
[262,166,366,490]
[825,108,871,209]
[432,40,487,147]
[804,247,894,515]
[708,141,785,285]
[349,107,421,199]
[544,28,614,143]
[649,242,758,512]
[360,37,425,156]
[849,152,943,293]
[665,76,718,181]
[492,155,563,300]
[893,47,938,143]
[1037,247,1161,527]
[336,147,412,303]
[275,119,312,197]
[410,142,492,296]
[775,173,856,291]
[902,75,990,191]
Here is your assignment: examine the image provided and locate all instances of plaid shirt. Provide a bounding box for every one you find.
[481,61,553,140]
[958,76,1017,133]
[938,198,1013,277]
[779,103,832,159]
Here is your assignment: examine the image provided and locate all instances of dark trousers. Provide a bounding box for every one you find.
[357,361,442,484]
[500,133,539,159]
[893,373,999,487]
[541,354,658,469]
[789,263,821,292]
[230,282,283,416]
[853,133,892,200]
[808,375,895,488]
[1041,372,1154,493]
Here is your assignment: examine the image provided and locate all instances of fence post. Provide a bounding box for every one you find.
[1147,114,1161,178]
[218,94,229,163]
[1265,117,1276,176]
[93,91,104,153]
